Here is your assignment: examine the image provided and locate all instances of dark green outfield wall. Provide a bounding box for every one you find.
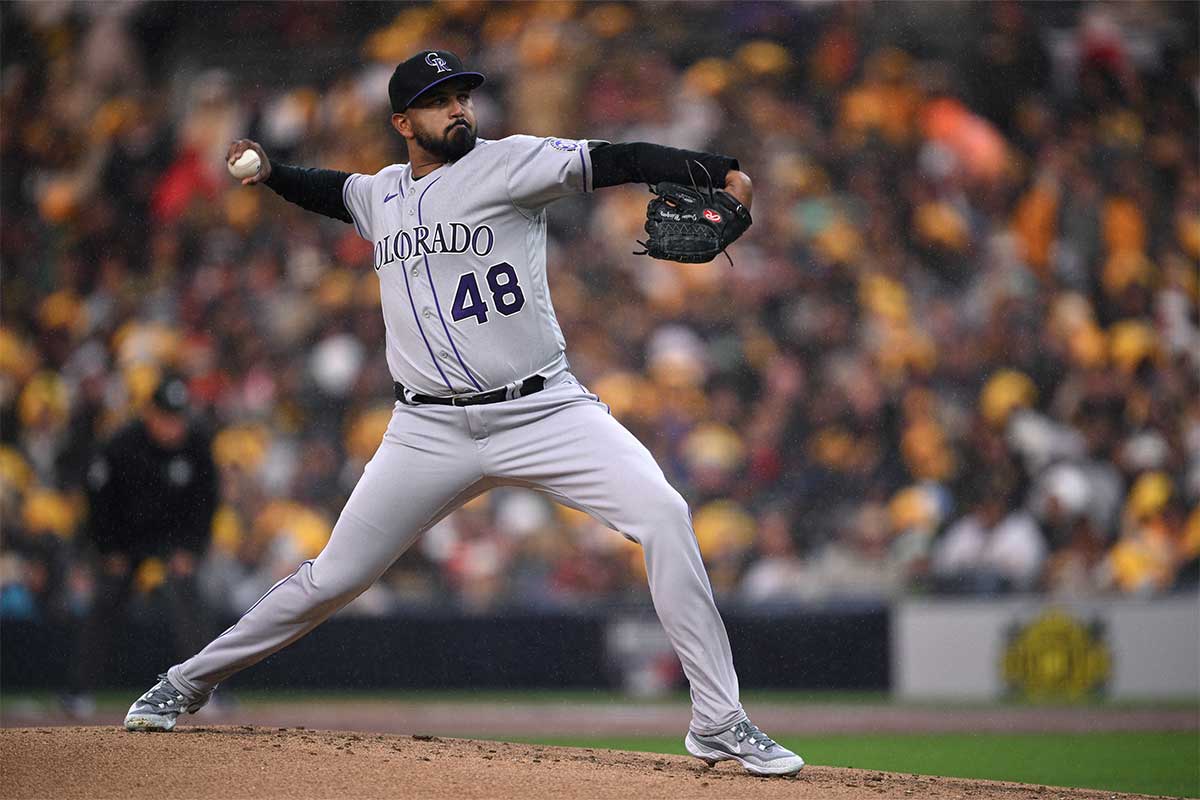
[1,605,889,691]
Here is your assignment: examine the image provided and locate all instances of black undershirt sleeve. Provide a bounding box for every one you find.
[589,142,739,190]
[263,162,354,223]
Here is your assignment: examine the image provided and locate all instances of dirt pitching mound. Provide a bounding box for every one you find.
[0,726,1168,800]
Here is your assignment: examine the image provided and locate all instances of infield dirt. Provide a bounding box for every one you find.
[0,726,1177,800]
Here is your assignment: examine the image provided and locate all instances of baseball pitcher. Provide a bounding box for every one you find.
[124,50,802,776]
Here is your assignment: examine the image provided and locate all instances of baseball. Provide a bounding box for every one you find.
[228,149,261,180]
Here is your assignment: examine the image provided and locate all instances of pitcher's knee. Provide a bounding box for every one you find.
[304,562,372,609]
[639,485,693,534]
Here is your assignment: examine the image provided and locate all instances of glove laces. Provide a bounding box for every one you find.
[688,160,737,268]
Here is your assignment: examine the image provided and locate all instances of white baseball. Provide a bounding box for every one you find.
[228,149,262,180]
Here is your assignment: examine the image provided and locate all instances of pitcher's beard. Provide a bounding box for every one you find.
[415,123,476,162]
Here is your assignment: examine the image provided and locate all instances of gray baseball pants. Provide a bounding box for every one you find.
[167,373,745,734]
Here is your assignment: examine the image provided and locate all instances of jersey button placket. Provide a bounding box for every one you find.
[406,198,419,276]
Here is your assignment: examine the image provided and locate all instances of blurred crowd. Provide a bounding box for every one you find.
[2,1,1198,624]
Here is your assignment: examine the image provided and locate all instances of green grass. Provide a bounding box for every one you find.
[508,732,1200,798]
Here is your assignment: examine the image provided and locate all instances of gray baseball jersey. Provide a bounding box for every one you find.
[161,134,749,738]
[342,135,592,396]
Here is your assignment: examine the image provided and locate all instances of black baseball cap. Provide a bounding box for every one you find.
[389,50,485,113]
[150,373,190,414]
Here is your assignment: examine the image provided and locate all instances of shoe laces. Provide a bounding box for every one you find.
[731,720,777,751]
[139,673,191,712]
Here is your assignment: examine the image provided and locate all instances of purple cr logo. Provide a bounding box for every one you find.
[548,138,578,152]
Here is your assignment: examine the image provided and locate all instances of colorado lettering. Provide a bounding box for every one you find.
[373,222,494,270]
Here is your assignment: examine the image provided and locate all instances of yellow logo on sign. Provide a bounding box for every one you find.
[1002,610,1111,700]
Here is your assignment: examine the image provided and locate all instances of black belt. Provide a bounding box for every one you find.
[394,375,546,406]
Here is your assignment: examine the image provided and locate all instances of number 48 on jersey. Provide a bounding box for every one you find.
[451,262,525,324]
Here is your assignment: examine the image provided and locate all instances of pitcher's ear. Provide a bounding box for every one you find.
[391,113,411,139]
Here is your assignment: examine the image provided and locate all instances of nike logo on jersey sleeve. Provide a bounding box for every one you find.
[384,192,399,203]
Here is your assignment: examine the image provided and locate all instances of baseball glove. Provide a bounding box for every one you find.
[635,169,752,265]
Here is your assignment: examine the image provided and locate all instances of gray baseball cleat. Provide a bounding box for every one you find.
[685,719,805,776]
[124,674,209,732]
